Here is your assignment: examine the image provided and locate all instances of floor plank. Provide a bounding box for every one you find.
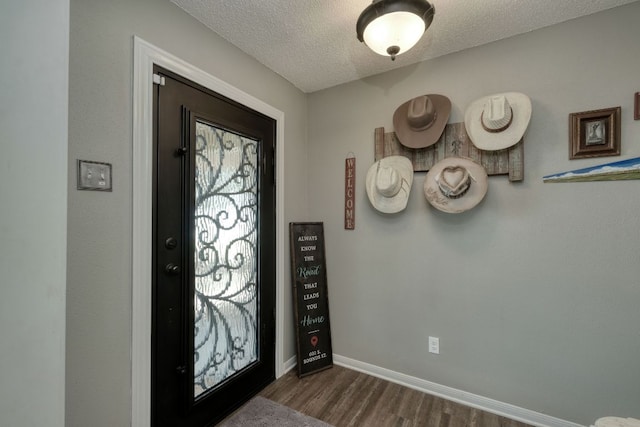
[259,365,533,427]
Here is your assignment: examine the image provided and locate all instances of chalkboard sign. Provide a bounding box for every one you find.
[289,222,333,377]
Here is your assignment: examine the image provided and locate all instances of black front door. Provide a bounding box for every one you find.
[152,66,276,426]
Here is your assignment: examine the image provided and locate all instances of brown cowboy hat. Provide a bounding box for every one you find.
[393,94,451,149]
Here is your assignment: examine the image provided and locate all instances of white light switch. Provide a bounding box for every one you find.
[77,160,112,191]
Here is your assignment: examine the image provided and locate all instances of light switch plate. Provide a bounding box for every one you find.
[77,160,112,191]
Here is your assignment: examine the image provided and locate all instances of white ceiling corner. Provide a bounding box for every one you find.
[171,0,639,93]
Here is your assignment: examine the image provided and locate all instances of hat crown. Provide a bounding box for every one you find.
[366,156,413,213]
[481,95,513,131]
[436,166,471,199]
[407,95,436,131]
[375,165,401,197]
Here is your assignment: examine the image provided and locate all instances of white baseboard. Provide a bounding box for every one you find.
[278,355,297,378]
[333,354,585,427]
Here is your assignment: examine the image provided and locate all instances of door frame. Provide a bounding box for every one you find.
[132,37,286,427]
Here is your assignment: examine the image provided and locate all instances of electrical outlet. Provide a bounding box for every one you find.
[428,336,440,354]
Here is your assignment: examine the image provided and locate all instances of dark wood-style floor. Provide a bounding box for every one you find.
[259,365,533,427]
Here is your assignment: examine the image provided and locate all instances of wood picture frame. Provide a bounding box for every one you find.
[634,92,640,121]
[569,106,621,160]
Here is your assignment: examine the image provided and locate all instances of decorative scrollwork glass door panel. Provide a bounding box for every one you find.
[193,120,259,398]
[153,67,275,426]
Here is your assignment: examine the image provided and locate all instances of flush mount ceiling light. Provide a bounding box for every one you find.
[356,0,435,61]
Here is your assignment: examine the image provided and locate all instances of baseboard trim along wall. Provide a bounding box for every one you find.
[331,355,585,427]
[282,355,297,377]
[279,353,585,427]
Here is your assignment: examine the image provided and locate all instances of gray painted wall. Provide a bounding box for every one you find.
[308,3,640,425]
[0,1,69,426]
[67,0,307,425]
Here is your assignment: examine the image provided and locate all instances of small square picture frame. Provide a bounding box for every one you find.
[569,106,621,160]
[77,160,112,191]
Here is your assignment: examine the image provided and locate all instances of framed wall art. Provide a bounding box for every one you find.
[569,106,621,160]
[634,92,639,121]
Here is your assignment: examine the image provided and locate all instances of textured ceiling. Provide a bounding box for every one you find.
[171,0,639,93]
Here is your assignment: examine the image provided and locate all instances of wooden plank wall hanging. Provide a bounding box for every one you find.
[344,155,355,229]
[289,222,333,378]
[374,122,524,182]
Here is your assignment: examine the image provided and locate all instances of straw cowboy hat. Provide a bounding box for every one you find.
[393,94,451,149]
[423,157,488,214]
[366,156,413,214]
[464,92,532,151]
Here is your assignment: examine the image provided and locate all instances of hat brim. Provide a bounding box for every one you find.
[423,157,488,214]
[464,92,532,151]
[366,156,414,214]
[393,94,451,149]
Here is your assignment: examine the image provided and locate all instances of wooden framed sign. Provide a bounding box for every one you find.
[289,222,333,377]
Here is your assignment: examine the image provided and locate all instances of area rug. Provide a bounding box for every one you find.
[220,396,334,427]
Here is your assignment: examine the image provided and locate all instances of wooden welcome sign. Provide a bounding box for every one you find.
[344,156,355,229]
[289,222,333,377]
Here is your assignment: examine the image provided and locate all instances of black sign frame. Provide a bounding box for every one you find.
[289,222,333,377]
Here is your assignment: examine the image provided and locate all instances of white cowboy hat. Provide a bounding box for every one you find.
[423,157,488,214]
[464,92,532,151]
[366,156,413,214]
[393,94,451,149]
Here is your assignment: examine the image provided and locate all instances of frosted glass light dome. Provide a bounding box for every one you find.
[356,0,435,61]
[363,11,425,58]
